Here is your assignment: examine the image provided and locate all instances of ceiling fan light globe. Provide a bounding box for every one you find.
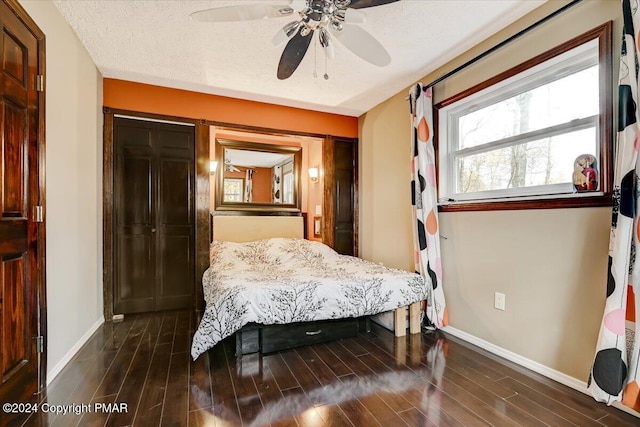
[319,28,329,45]
[285,20,302,34]
[319,28,336,59]
[330,20,343,31]
[273,20,301,46]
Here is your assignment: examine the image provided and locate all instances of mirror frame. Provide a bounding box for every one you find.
[214,138,302,212]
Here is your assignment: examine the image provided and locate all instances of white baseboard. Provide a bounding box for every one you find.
[443,326,640,419]
[46,316,105,386]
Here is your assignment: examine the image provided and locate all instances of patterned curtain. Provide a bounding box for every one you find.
[244,169,254,203]
[589,0,640,411]
[409,84,447,328]
[273,166,282,203]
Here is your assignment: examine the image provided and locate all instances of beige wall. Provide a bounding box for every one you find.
[360,94,415,271]
[359,0,620,381]
[19,0,104,383]
[307,139,323,242]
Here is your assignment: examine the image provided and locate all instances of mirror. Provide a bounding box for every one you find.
[214,138,302,212]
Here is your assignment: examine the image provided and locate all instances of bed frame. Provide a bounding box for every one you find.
[234,303,421,355]
[210,214,422,355]
[235,317,370,355]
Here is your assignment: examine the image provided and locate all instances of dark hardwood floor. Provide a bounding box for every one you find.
[15,310,640,426]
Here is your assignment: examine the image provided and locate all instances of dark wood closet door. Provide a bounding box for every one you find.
[0,0,44,411]
[113,118,194,313]
[155,124,195,310]
[334,140,356,256]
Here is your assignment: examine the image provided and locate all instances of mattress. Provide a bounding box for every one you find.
[191,238,429,359]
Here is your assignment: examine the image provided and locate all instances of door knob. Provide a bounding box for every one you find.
[151,228,156,233]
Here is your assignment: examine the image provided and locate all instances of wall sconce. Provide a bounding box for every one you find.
[209,161,218,174]
[308,166,319,182]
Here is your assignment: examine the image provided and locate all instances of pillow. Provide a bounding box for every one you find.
[209,238,339,266]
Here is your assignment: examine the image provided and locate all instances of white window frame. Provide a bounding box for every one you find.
[223,178,244,202]
[283,171,294,204]
[437,33,608,206]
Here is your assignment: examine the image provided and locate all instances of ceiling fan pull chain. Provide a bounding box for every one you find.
[324,43,329,80]
[313,33,318,78]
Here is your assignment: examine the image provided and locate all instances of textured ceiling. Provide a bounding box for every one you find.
[53,0,546,116]
[225,148,292,168]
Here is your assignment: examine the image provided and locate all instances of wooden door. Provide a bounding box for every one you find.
[113,118,195,313]
[0,0,45,414]
[323,138,357,256]
[333,140,356,256]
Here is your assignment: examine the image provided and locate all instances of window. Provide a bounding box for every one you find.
[223,178,243,202]
[283,172,293,204]
[436,23,612,210]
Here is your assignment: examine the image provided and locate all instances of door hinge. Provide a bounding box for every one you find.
[35,336,44,354]
[34,206,44,223]
[35,75,44,92]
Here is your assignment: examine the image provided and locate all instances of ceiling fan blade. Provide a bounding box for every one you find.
[331,24,390,67]
[277,30,314,80]
[289,0,307,10]
[344,8,366,24]
[346,0,400,9]
[190,4,294,22]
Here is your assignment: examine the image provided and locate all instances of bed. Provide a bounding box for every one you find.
[190,215,428,360]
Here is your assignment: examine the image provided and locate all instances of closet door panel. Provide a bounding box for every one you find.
[333,140,355,256]
[113,118,194,313]
[114,122,155,313]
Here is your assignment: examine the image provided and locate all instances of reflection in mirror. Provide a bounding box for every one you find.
[222,148,294,204]
[215,138,302,212]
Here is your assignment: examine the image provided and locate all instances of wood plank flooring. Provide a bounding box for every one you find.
[12,310,640,426]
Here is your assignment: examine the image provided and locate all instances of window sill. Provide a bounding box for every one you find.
[438,193,612,212]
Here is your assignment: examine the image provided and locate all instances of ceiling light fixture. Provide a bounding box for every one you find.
[190,0,398,80]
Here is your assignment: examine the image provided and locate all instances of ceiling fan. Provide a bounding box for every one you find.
[190,0,400,80]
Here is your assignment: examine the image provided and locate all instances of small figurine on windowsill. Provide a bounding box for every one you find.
[573,154,598,192]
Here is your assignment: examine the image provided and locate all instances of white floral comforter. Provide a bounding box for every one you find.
[191,238,430,359]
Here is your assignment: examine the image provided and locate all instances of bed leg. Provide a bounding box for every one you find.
[409,302,421,334]
[394,307,406,337]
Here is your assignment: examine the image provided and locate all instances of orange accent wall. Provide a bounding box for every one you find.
[103,79,358,137]
[251,167,272,203]
[222,168,270,202]
[627,285,636,323]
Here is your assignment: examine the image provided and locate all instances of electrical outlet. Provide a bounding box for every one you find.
[494,292,506,311]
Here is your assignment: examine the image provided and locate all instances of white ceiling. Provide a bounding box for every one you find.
[52,0,546,116]
[225,148,292,168]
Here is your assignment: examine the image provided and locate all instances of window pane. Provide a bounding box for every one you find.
[456,127,597,194]
[458,66,598,150]
[283,172,293,204]
[223,179,243,202]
